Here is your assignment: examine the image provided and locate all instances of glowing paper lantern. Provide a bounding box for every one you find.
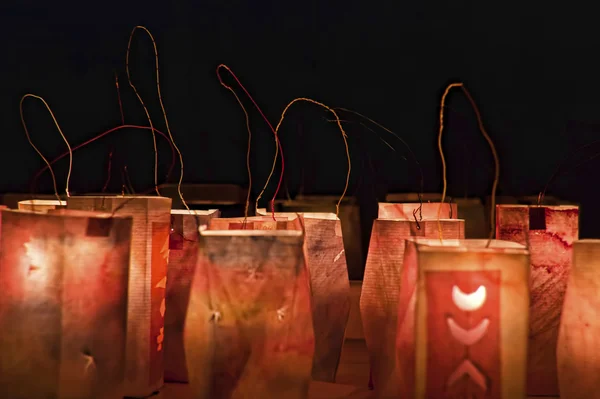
[397,238,529,399]
[378,202,457,219]
[257,209,351,382]
[66,195,172,397]
[557,239,600,399]
[496,204,579,396]
[279,196,364,280]
[0,209,132,398]
[164,209,220,383]
[18,199,66,213]
[360,218,464,397]
[184,219,314,399]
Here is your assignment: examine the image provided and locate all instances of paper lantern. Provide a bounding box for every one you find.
[279,195,364,280]
[164,209,220,383]
[557,239,600,399]
[397,238,529,399]
[0,209,132,398]
[66,195,172,397]
[18,199,66,213]
[378,202,457,220]
[496,204,579,396]
[257,209,351,382]
[184,218,314,399]
[360,218,465,397]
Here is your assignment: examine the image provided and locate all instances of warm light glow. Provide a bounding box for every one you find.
[451,285,487,311]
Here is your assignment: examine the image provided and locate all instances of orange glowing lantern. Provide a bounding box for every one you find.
[18,199,66,213]
[164,209,220,383]
[184,218,314,399]
[66,195,172,397]
[397,238,530,399]
[496,204,579,396]
[0,209,132,398]
[257,208,351,383]
[557,239,600,399]
[378,202,457,219]
[360,218,465,397]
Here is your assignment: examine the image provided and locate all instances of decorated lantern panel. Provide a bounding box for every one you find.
[185,224,314,399]
[164,209,220,383]
[496,204,578,396]
[397,238,529,399]
[256,209,351,383]
[557,240,600,399]
[0,209,132,399]
[66,195,172,398]
[360,218,465,397]
[18,199,66,213]
[378,202,457,220]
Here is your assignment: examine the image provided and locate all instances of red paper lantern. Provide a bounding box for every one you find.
[184,218,314,399]
[378,202,457,219]
[397,238,530,399]
[66,195,172,397]
[164,209,220,383]
[18,199,66,213]
[360,218,465,397]
[557,239,600,399]
[0,209,132,398]
[496,204,579,396]
[257,209,351,382]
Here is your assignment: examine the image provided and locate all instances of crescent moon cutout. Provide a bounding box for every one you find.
[452,285,487,311]
[447,317,490,346]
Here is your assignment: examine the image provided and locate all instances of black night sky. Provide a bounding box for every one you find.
[1,1,600,237]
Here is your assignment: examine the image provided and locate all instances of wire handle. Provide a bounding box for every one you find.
[260,98,351,218]
[436,84,500,247]
[21,94,73,201]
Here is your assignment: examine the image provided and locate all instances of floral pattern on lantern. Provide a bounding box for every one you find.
[397,238,529,399]
[496,204,578,396]
[184,219,314,399]
[164,209,220,383]
[66,195,172,398]
[0,209,132,399]
[360,218,464,397]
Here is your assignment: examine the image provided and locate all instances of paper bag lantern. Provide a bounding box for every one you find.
[66,195,172,397]
[557,239,600,399]
[360,218,465,397]
[496,204,578,396]
[378,202,457,220]
[257,209,351,382]
[396,238,530,399]
[0,209,132,399]
[18,199,66,213]
[164,209,220,383]
[184,220,314,399]
[279,196,364,280]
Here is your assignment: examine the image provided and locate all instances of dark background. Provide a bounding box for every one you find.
[1,1,599,237]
